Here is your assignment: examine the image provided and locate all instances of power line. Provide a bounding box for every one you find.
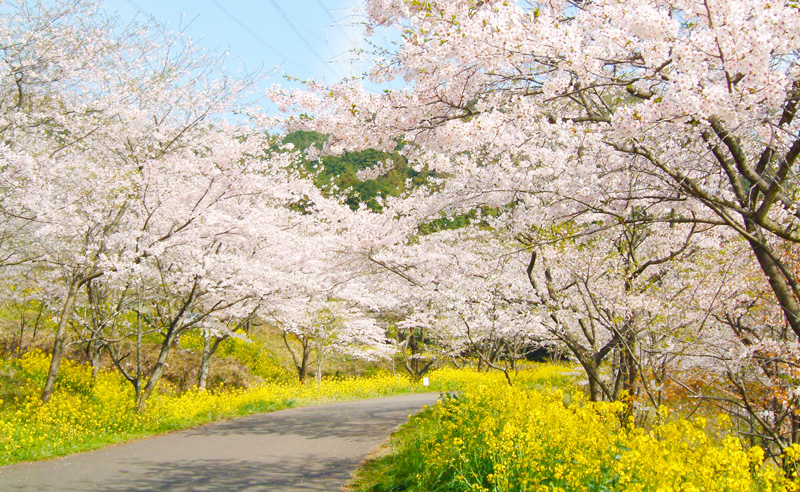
[124,0,344,80]
[209,0,303,74]
[266,0,326,64]
[314,0,335,21]
[283,8,328,46]
[123,0,157,22]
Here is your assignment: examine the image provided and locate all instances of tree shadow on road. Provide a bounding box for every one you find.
[91,455,356,492]
[178,396,435,441]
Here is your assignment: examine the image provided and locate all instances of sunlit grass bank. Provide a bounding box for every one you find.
[0,351,476,466]
[348,374,797,492]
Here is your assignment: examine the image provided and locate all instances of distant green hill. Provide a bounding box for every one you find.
[281,131,494,235]
[282,130,428,212]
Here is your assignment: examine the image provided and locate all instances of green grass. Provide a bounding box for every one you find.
[344,366,577,492]
[345,406,443,492]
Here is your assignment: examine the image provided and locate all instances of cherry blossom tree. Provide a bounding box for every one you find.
[266,231,395,384]
[270,294,392,384]
[0,0,278,404]
[392,311,449,379]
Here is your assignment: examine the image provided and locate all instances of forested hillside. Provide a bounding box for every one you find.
[282,130,428,211]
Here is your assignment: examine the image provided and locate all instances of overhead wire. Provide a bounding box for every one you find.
[314,0,335,21]
[208,0,312,77]
[311,0,366,81]
[283,9,328,47]
[123,0,157,21]
[124,0,351,81]
[266,0,326,64]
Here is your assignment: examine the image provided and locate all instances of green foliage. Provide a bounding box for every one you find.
[215,336,291,382]
[281,129,328,152]
[283,130,429,211]
[417,211,476,236]
[178,331,292,385]
[281,131,505,238]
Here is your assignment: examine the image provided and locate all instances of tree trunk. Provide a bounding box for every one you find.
[31,302,44,352]
[41,282,80,403]
[746,229,800,338]
[585,360,604,402]
[198,332,225,390]
[611,329,637,400]
[298,345,311,383]
[136,329,177,412]
[588,376,602,402]
[283,331,312,383]
[89,343,102,379]
[571,350,613,402]
[132,378,142,406]
[198,332,212,391]
[316,339,324,387]
[553,322,615,402]
[16,308,26,356]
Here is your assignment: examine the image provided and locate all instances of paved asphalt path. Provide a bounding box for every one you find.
[0,392,440,492]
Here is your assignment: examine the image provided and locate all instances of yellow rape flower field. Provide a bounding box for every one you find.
[348,367,800,492]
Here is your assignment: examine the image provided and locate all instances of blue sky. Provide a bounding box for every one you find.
[100,0,372,88]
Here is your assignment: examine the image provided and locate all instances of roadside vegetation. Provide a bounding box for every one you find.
[348,369,798,492]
